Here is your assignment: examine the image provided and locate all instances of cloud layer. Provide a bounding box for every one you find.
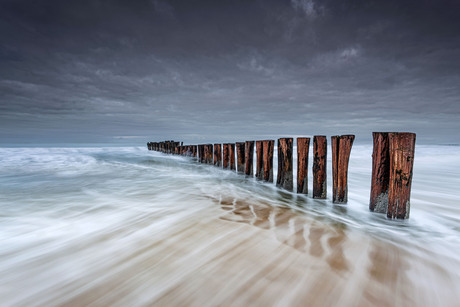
[1,0,460,144]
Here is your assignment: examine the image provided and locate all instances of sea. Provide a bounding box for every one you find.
[0,144,459,306]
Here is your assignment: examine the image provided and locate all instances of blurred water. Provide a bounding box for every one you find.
[0,145,459,306]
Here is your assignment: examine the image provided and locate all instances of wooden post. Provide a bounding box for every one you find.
[214,144,222,166]
[236,142,245,173]
[387,133,416,219]
[297,137,310,194]
[331,135,355,203]
[229,143,236,170]
[313,136,327,199]
[198,145,204,163]
[245,141,254,176]
[262,140,274,182]
[277,138,293,191]
[206,144,213,164]
[256,141,263,180]
[222,144,229,169]
[370,133,390,213]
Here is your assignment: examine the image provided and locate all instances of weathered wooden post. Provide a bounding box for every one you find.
[245,141,254,176]
[277,138,293,191]
[262,140,274,182]
[297,137,310,194]
[236,142,245,173]
[370,132,390,213]
[206,144,213,164]
[256,141,264,180]
[223,144,229,169]
[192,145,197,158]
[387,133,416,219]
[331,135,355,203]
[214,144,222,166]
[313,136,327,199]
[198,145,205,163]
[229,143,236,170]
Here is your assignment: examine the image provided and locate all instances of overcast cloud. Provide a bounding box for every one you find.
[1,0,459,144]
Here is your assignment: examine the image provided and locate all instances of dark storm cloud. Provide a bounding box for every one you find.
[1,0,459,144]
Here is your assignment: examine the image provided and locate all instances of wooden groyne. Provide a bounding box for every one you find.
[147,132,416,219]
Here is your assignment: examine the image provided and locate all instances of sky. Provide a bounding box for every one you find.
[1,0,459,145]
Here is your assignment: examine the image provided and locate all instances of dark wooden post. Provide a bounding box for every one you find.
[331,135,355,203]
[223,144,229,169]
[297,137,310,194]
[245,141,254,176]
[198,145,204,163]
[277,138,293,191]
[192,145,197,158]
[256,141,263,180]
[214,144,222,166]
[229,144,236,170]
[262,140,274,182]
[370,132,390,213]
[236,142,245,173]
[387,133,416,219]
[313,136,327,199]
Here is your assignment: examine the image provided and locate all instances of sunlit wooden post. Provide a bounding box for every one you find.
[229,143,236,170]
[387,133,416,219]
[256,141,263,180]
[277,138,293,191]
[214,144,222,166]
[313,136,327,199]
[262,140,274,182]
[297,137,310,194]
[245,141,254,176]
[236,142,245,173]
[331,135,355,203]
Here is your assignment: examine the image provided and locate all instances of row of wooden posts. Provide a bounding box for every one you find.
[147,132,416,219]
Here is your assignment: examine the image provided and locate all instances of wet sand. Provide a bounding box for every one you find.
[2,194,459,307]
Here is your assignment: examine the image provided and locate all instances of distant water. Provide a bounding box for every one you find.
[1,145,459,306]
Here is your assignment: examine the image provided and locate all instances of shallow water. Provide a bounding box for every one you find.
[0,145,459,306]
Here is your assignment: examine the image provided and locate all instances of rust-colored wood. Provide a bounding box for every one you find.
[276,138,293,191]
[369,132,390,213]
[256,141,263,180]
[236,142,245,173]
[313,136,327,199]
[262,140,274,182]
[229,143,236,170]
[205,144,213,164]
[331,135,355,203]
[214,144,222,166]
[245,141,254,176]
[297,137,310,194]
[387,133,416,219]
[223,144,229,169]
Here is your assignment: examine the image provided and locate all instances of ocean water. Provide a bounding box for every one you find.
[0,145,459,306]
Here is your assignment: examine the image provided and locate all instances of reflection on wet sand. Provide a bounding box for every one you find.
[218,196,350,274]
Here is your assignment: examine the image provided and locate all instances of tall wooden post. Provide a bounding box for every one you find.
[262,140,274,182]
[370,133,390,213]
[331,135,355,203]
[297,137,310,194]
[198,145,205,163]
[236,142,245,173]
[387,133,416,219]
[277,138,293,191]
[222,144,229,169]
[256,141,263,180]
[245,141,254,176]
[313,136,327,199]
[214,144,222,166]
[229,143,236,170]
